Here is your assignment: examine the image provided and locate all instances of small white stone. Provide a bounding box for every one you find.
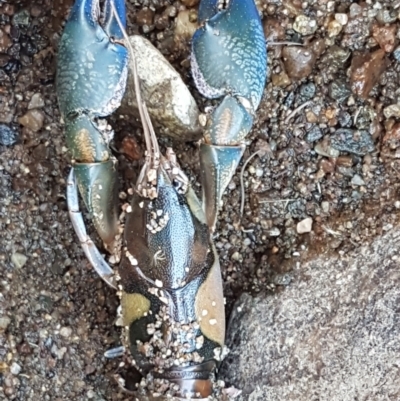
[351,174,365,186]
[268,227,280,237]
[335,13,348,25]
[11,253,28,269]
[202,309,208,316]
[199,113,207,127]
[321,201,330,213]
[297,217,313,234]
[0,317,11,331]
[127,252,138,266]
[60,326,72,338]
[209,319,217,326]
[155,279,163,288]
[28,93,45,109]
[293,15,318,35]
[383,104,400,119]
[10,362,22,375]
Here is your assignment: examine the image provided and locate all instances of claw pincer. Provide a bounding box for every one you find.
[191,0,267,229]
[57,0,128,244]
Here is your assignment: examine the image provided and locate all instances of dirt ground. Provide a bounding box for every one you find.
[1,0,400,400]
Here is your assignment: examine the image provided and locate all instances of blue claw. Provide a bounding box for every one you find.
[57,0,128,245]
[104,0,126,40]
[57,0,128,118]
[191,0,267,230]
[192,0,267,110]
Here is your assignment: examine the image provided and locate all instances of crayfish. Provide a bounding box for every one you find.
[56,0,267,399]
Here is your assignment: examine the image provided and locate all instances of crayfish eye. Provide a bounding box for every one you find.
[172,179,182,190]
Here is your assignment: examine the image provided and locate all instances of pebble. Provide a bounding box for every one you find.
[372,24,398,53]
[354,107,372,130]
[393,46,400,62]
[351,174,365,186]
[10,362,21,376]
[305,126,323,143]
[383,104,400,119]
[243,238,251,247]
[319,158,335,174]
[121,36,201,140]
[271,71,291,87]
[297,217,313,234]
[327,20,342,37]
[52,345,67,360]
[255,168,263,178]
[324,45,351,70]
[330,129,375,156]
[0,124,18,146]
[338,111,352,128]
[328,79,351,103]
[350,49,388,99]
[336,156,353,168]
[283,47,316,80]
[376,9,397,25]
[268,227,281,237]
[30,5,43,17]
[175,10,198,43]
[382,123,400,148]
[60,327,72,338]
[335,13,348,25]
[273,273,293,286]
[293,15,317,36]
[0,317,11,331]
[120,136,142,161]
[18,109,45,132]
[263,18,285,42]
[11,252,28,268]
[306,110,318,123]
[321,201,330,213]
[228,181,236,190]
[12,9,30,26]
[28,93,45,110]
[136,7,154,27]
[0,4,14,16]
[349,3,363,18]
[298,82,316,102]
[0,28,12,52]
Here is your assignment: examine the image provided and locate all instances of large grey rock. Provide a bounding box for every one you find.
[221,228,400,401]
[120,36,201,141]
